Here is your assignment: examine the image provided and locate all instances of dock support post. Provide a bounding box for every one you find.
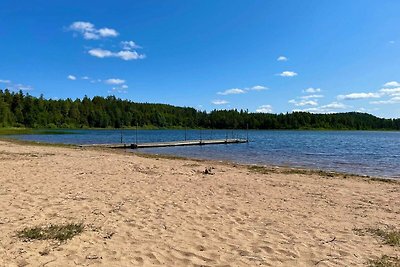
[136,123,138,144]
[246,123,249,142]
[120,130,123,144]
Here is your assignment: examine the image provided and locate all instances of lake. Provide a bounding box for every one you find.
[5,129,400,178]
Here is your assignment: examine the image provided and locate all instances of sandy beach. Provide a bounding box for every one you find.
[0,140,399,267]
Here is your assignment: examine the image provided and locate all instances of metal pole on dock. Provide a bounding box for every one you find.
[185,127,187,141]
[246,123,249,142]
[136,123,138,144]
[120,130,123,143]
[200,129,202,143]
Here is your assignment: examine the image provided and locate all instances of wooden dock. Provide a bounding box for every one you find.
[79,138,248,149]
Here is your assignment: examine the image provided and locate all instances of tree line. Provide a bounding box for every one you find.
[0,89,399,130]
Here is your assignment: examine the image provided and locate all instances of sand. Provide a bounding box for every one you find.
[0,140,399,267]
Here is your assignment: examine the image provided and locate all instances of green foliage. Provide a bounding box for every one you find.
[18,223,83,241]
[368,228,400,246]
[0,89,399,130]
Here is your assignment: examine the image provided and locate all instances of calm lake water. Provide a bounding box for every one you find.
[6,129,400,178]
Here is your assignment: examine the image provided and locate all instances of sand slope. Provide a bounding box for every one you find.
[0,140,399,266]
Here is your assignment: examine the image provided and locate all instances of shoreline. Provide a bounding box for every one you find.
[0,139,399,266]
[3,136,399,182]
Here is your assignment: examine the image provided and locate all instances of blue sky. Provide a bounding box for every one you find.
[1,1,400,118]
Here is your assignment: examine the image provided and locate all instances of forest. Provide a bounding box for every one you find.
[0,89,399,130]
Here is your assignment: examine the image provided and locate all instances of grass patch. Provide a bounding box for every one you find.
[1,138,74,148]
[18,223,83,241]
[248,165,337,178]
[368,228,400,246]
[368,177,398,184]
[0,128,34,135]
[248,165,271,174]
[368,255,400,267]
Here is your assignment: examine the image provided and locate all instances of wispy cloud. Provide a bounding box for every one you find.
[371,97,400,105]
[217,88,246,95]
[249,85,268,91]
[289,99,318,107]
[88,48,113,58]
[300,94,324,100]
[295,102,349,113]
[322,102,348,109]
[337,92,381,100]
[67,21,144,61]
[278,71,298,77]
[12,83,33,91]
[81,76,90,80]
[121,41,141,50]
[69,21,119,40]
[384,81,400,87]
[303,87,321,93]
[277,56,288,62]
[67,75,77,80]
[105,78,125,85]
[108,87,128,94]
[216,85,268,96]
[256,104,273,113]
[0,79,33,91]
[379,87,400,95]
[88,48,145,61]
[212,99,229,105]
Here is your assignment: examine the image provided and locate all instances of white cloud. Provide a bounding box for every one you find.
[81,76,89,80]
[278,71,298,77]
[383,81,400,87]
[88,48,113,58]
[67,75,77,80]
[0,79,11,83]
[88,48,145,61]
[98,28,118,38]
[250,85,268,91]
[13,84,33,91]
[300,94,324,99]
[69,21,94,32]
[322,102,347,109]
[121,84,128,89]
[371,97,400,105]
[108,87,128,94]
[69,21,119,40]
[295,102,349,113]
[256,105,273,113]
[121,41,141,50]
[217,88,246,95]
[105,78,125,85]
[379,87,400,95]
[337,92,381,100]
[289,99,318,107]
[303,87,321,93]
[212,99,229,105]
[277,56,288,62]
[116,50,145,60]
